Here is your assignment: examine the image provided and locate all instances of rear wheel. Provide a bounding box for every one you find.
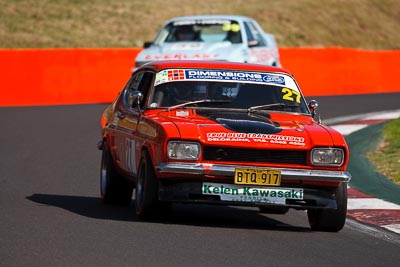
[135,150,169,219]
[307,182,347,232]
[100,141,133,206]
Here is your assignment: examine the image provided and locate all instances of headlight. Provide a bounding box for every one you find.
[167,141,200,160]
[311,148,344,166]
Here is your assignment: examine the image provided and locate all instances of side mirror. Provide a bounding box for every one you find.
[308,100,321,122]
[143,41,153,48]
[128,90,144,109]
[308,100,319,117]
[248,40,259,47]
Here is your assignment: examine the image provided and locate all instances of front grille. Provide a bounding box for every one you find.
[203,146,307,165]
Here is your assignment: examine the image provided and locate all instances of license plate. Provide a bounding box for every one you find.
[234,168,281,186]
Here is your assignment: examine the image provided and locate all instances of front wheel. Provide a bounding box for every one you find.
[135,150,169,219]
[100,141,133,206]
[307,182,347,232]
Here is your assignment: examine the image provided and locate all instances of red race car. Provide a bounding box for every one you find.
[98,60,351,232]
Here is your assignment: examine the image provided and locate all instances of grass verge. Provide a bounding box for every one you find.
[1,0,400,49]
[367,118,400,185]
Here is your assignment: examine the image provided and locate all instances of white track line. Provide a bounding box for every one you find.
[330,124,368,135]
[383,224,400,234]
[330,110,400,234]
[348,198,400,210]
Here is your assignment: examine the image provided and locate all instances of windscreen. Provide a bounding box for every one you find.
[154,19,243,44]
[150,69,309,114]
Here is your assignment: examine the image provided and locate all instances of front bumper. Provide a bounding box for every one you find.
[156,162,350,210]
[156,162,351,183]
[158,179,342,210]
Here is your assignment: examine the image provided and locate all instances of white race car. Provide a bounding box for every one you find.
[135,15,281,69]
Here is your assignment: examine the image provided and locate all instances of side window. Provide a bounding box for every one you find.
[243,22,266,47]
[122,71,154,109]
[137,72,154,109]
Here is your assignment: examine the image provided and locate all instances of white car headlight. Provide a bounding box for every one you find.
[167,141,200,160]
[311,148,344,166]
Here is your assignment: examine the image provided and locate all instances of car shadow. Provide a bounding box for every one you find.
[26,193,311,232]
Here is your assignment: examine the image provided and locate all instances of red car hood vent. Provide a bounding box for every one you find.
[216,118,282,134]
[198,110,282,134]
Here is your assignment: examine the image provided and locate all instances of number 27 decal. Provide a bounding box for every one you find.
[282,88,301,103]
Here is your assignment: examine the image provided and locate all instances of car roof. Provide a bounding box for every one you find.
[138,60,292,75]
[164,14,254,23]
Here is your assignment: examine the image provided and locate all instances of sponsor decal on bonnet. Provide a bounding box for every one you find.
[206,132,306,146]
[145,53,219,61]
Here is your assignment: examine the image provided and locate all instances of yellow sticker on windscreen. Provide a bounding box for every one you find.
[282,88,301,103]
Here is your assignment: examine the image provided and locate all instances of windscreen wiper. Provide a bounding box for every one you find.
[248,103,299,112]
[167,99,231,111]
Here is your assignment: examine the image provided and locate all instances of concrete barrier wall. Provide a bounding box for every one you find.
[280,48,400,96]
[0,48,139,106]
[0,47,399,106]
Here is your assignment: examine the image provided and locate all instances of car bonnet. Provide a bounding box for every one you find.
[157,108,338,150]
[136,42,243,62]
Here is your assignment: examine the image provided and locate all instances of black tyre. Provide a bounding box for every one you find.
[307,182,347,232]
[135,150,165,219]
[100,141,133,206]
[259,206,289,214]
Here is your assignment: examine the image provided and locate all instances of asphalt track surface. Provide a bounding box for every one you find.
[1,92,399,267]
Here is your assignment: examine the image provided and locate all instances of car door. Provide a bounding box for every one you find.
[113,70,154,177]
[243,21,276,66]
